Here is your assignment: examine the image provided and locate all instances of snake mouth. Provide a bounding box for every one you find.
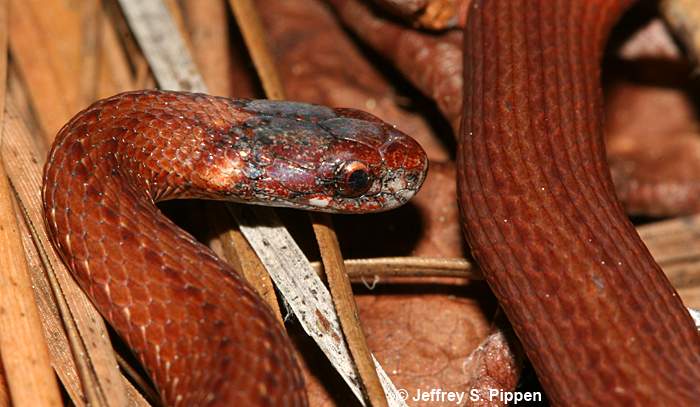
[375,129,429,208]
[380,160,428,206]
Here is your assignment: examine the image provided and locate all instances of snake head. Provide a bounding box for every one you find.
[309,108,429,213]
[228,100,429,214]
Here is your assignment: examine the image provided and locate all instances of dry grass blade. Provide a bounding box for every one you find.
[7,0,80,137]
[0,156,61,407]
[230,1,389,405]
[8,0,131,140]
[1,101,134,407]
[3,0,148,404]
[181,0,234,97]
[0,4,62,400]
[307,246,700,284]
[117,0,206,92]
[229,0,284,100]
[79,0,101,104]
[13,203,89,406]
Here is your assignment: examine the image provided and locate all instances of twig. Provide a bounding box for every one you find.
[312,216,388,407]
[310,256,480,280]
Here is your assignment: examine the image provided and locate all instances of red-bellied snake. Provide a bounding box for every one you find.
[458,0,700,405]
[41,90,428,406]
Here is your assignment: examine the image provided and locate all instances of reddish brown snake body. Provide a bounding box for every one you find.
[459,0,700,405]
[42,90,427,406]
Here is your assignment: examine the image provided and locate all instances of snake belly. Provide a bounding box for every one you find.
[42,90,428,406]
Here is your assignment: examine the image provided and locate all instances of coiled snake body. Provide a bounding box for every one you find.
[459,0,700,405]
[42,90,428,406]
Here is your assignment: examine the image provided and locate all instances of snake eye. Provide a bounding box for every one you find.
[337,161,372,197]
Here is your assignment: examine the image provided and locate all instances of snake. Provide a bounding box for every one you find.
[458,0,700,405]
[41,90,428,406]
